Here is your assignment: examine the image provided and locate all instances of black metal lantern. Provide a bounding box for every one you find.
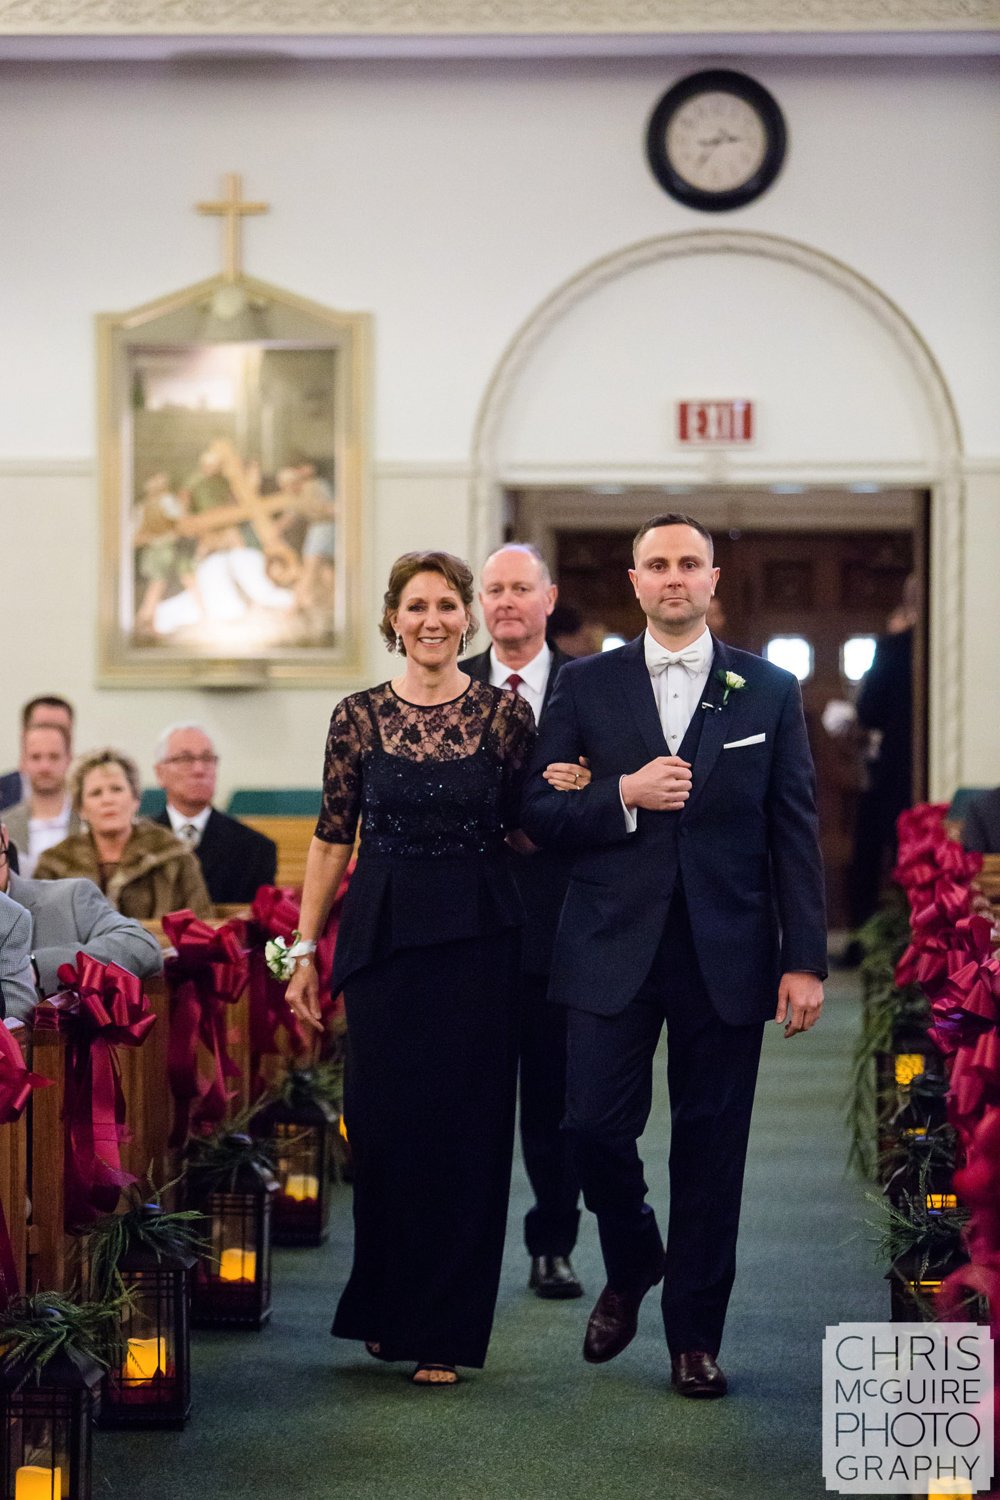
[887,1247,970,1324]
[252,1097,336,1247]
[188,1136,279,1331]
[875,1028,948,1167]
[97,1209,196,1429]
[1,1346,102,1500]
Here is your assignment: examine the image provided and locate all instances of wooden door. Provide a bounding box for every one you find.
[554,527,920,927]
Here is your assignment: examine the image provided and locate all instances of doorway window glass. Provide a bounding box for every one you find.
[841,635,877,683]
[764,635,813,682]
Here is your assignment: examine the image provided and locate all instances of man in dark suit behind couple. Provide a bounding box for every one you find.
[465,543,585,1300]
[522,514,827,1398]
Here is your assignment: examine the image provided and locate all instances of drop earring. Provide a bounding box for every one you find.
[459,629,468,656]
[395,632,405,655]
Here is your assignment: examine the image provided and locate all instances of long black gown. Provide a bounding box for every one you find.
[316,678,535,1368]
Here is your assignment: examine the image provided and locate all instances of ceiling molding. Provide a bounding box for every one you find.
[0,0,997,38]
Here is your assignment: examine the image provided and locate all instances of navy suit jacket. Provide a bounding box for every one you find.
[0,770,22,813]
[520,633,827,1025]
[154,807,276,905]
[463,643,574,976]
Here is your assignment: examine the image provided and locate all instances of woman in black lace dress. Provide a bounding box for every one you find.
[286,550,576,1385]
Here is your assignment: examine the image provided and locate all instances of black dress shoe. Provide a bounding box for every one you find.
[671,1350,728,1399]
[528,1255,584,1300]
[582,1262,664,1364]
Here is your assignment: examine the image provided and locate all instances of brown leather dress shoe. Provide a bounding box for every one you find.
[583,1264,664,1364]
[671,1350,728,1399]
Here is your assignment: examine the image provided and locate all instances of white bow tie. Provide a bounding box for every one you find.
[647,644,705,677]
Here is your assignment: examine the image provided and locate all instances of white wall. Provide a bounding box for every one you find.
[1,53,998,789]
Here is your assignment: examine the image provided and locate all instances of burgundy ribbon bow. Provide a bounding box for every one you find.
[0,1021,49,1125]
[163,910,248,1147]
[0,1025,51,1308]
[52,953,157,1228]
[244,887,309,1086]
[242,873,353,1075]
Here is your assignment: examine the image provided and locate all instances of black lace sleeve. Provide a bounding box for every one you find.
[496,691,537,830]
[315,697,364,845]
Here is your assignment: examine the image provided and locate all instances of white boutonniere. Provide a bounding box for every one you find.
[265,931,300,981]
[717,668,747,707]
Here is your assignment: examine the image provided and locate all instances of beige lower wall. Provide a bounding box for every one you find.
[4,460,999,797]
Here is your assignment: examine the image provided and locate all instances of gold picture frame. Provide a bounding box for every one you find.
[97,273,370,687]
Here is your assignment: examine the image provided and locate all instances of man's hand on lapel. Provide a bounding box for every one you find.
[621,757,692,813]
[775,972,824,1037]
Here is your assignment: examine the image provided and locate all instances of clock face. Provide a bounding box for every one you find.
[645,70,787,212]
[663,91,769,194]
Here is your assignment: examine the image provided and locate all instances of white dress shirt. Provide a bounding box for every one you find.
[23,798,74,878]
[646,625,714,753]
[166,802,212,845]
[488,641,551,725]
[621,626,714,832]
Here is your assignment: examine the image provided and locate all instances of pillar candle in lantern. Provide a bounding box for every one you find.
[125,1336,167,1382]
[15,1466,62,1500]
[218,1247,256,1282]
[284,1173,320,1202]
[894,1053,925,1086]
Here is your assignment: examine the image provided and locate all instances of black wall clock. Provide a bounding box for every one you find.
[645,70,787,212]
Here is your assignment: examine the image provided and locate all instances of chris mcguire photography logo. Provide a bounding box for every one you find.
[822,1323,995,1495]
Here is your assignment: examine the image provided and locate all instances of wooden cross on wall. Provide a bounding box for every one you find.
[196,172,268,281]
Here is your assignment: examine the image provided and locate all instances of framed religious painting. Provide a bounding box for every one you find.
[97,274,370,686]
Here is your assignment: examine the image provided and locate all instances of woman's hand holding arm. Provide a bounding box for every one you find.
[284,837,353,1032]
[542,756,591,791]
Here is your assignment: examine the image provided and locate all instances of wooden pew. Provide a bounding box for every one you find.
[975,852,1000,903]
[0,1022,31,1297]
[12,915,277,1294]
[236,815,314,888]
[27,1012,70,1293]
[117,974,173,1191]
[225,788,321,891]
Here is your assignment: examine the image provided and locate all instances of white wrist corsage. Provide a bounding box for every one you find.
[264,930,317,980]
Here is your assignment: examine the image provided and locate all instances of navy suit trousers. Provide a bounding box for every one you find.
[564,893,764,1358]
[519,974,580,1257]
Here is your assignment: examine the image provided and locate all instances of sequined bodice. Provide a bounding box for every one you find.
[315,679,535,858]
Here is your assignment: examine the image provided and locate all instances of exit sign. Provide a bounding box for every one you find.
[677,400,754,444]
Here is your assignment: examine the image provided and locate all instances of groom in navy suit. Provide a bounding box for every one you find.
[521,514,827,1398]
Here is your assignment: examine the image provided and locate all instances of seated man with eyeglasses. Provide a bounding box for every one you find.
[152,723,277,906]
[0,825,163,1018]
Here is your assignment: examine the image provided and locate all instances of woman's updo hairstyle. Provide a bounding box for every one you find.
[379,551,478,652]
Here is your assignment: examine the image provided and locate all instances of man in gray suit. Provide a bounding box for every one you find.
[0,888,36,1024]
[0,824,163,1010]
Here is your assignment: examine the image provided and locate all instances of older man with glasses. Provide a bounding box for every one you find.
[152,723,277,905]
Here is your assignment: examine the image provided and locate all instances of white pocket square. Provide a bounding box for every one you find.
[723,733,766,750]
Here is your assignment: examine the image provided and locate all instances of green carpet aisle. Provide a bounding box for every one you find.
[92,972,884,1500]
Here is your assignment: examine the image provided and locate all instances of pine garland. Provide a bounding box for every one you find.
[0,1293,123,1383]
[82,1189,206,1305]
[846,890,932,1179]
[269,1060,343,1113]
[184,1112,276,1193]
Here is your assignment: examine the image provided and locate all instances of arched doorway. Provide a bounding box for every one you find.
[470,230,964,807]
